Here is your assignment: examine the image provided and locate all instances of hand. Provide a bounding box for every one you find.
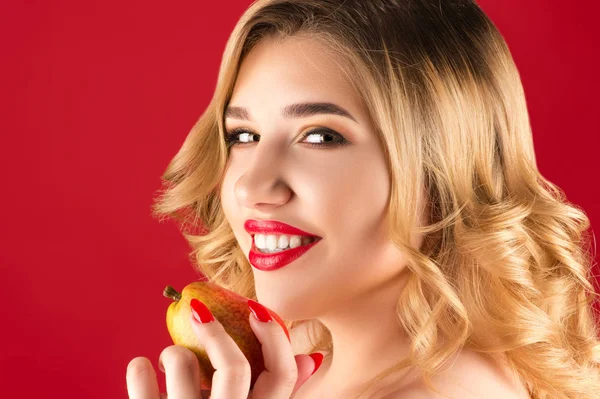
[126,299,323,399]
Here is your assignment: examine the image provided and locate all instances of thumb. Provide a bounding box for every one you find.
[291,353,324,394]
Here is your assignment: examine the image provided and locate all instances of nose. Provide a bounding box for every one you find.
[233,146,292,211]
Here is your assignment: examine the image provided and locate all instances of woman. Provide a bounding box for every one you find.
[126,0,600,398]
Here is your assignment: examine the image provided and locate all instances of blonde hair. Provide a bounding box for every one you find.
[151,0,600,397]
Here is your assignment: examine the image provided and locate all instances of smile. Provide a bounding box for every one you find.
[249,234,322,271]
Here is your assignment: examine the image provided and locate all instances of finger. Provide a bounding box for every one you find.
[190,298,251,399]
[158,345,203,399]
[292,353,323,394]
[247,300,298,398]
[126,357,161,399]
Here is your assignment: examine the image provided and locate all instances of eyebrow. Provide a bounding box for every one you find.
[224,102,358,123]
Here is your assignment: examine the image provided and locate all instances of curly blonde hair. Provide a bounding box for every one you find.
[151,0,600,397]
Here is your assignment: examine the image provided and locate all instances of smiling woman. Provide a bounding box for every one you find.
[141,1,600,398]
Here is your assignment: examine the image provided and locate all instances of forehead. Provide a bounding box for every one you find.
[229,36,361,113]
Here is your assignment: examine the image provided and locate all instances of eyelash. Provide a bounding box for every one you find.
[223,127,349,148]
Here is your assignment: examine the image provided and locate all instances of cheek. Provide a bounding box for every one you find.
[324,158,389,237]
[219,169,238,221]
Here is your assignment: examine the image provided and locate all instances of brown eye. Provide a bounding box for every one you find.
[223,128,259,146]
[301,129,349,147]
[223,127,349,148]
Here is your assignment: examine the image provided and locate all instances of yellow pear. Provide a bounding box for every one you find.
[163,282,290,390]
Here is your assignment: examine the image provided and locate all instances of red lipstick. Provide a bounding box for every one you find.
[244,219,321,238]
[244,219,322,271]
[249,235,321,271]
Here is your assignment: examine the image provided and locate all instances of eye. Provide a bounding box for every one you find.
[302,129,349,147]
[223,127,350,148]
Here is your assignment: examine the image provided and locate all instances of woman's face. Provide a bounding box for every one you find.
[220,35,422,320]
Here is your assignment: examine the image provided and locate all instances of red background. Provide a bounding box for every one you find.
[1,1,598,398]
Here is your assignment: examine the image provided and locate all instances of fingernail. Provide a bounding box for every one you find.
[309,353,324,376]
[247,299,273,322]
[190,298,215,323]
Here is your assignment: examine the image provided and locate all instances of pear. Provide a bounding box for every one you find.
[163,282,290,391]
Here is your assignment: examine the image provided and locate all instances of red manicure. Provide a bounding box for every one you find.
[190,298,215,323]
[309,353,324,376]
[248,299,273,322]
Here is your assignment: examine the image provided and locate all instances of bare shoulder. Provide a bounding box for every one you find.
[381,350,530,399]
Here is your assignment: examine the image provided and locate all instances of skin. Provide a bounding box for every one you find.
[219,35,428,398]
[126,310,317,399]
[126,34,531,399]
[125,35,428,399]
[216,35,530,399]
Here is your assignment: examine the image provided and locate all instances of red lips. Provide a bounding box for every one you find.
[248,235,321,271]
[244,219,321,238]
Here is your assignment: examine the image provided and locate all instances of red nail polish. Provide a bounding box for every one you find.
[309,353,324,376]
[190,298,215,323]
[247,299,273,322]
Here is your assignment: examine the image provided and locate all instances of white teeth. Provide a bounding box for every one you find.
[254,234,316,253]
[289,236,302,248]
[277,235,289,249]
[255,234,266,248]
[266,235,278,251]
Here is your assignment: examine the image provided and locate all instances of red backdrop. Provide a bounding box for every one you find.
[1,1,598,398]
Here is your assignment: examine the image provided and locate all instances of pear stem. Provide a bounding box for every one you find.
[163,285,182,302]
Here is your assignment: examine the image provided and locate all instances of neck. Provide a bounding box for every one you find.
[305,272,415,397]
